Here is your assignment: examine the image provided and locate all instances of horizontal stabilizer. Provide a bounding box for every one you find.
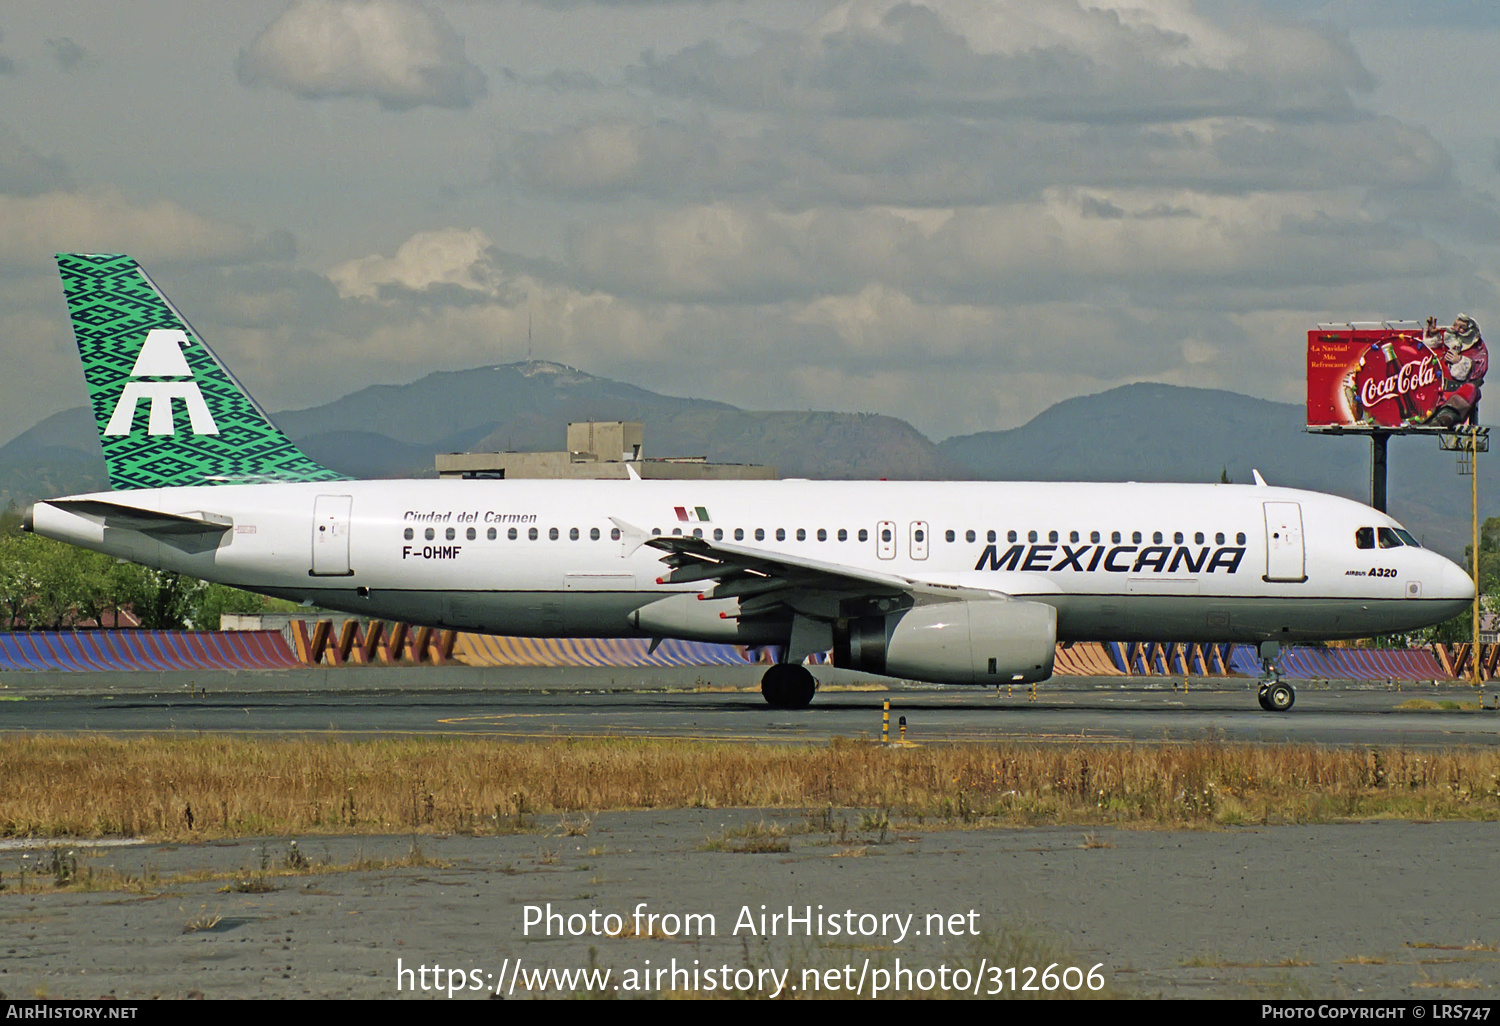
[45,498,232,536]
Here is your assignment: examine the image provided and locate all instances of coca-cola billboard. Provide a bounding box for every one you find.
[1307,325,1447,431]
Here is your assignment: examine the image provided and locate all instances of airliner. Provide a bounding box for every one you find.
[25,254,1475,711]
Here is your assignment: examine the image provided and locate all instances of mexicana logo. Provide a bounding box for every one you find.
[974,542,1246,575]
[103,329,219,436]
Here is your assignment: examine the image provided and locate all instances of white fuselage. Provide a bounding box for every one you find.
[33,478,1474,644]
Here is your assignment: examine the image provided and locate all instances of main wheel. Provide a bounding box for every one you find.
[1257,686,1274,712]
[1264,681,1295,712]
[761,664,817,709]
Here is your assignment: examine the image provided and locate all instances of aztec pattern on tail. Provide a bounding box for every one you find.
[56,253,344,490]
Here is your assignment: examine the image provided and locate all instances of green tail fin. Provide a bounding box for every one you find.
[56,253,344,490]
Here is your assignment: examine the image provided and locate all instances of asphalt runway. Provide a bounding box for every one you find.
[2,670,1498,746]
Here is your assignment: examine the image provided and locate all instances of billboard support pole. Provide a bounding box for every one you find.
[1370,431,1389,512]
[1473,424,1481,689]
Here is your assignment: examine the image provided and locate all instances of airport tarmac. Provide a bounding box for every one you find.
[1,816,1496,1000]
[0,667,1497,746]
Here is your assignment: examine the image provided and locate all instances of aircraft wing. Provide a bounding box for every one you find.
[44,499,233,537]
[635,527,1009,618]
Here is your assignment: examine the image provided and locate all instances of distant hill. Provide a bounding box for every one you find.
[0,369,1487,558]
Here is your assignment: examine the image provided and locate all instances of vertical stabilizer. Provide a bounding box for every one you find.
[56,253,343,490]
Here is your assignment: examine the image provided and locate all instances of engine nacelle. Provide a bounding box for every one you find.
[628,592,787,643]
[832,600,1056,685]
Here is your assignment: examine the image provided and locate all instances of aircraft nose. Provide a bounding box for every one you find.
[1439,557,1477,602]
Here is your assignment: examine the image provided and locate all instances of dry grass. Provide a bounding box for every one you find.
[0,735,1499,841]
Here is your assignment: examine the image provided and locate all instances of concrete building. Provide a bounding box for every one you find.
[435,421,777,481]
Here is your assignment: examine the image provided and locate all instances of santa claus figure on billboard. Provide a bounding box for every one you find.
[1423,314,1486,427]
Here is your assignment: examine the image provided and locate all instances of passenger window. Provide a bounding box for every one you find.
[591,527,601,540]
[446,527,456,540]
[1194,532,1204,545]
[796,528,806,541]
[1355,527,1374,549]
[1090,531,1100,543]
[914,529,925,543]
[1111,531,1121,543]
[817,528,827,541]
[610,528,621,540]
[1173,532,1182,544]
[1069,531,1079,543]
[756,529,765,541]
[1377,528,1402,549]
[1236,532,1246,545]
[672,527,682,536]
[425,527,435,541]
[946,530,956,543]
[966,530,976,543]
[777,528,786,541]
[529,527,539,540]
[1152,532,1162,544]
[509,527,518,540]
[1028,530,1038,542]
[1048,530,1058,543]
[1007,530,1018,542]
[858,529,868,542]
[735,528,745,541]
[1215,533,1225,545]
[987,530,996,543]
[651,528,661,536]
[549,527,559,540]
[693,528,703,538]
[487,527,497,540]
[1132,531,1142,544]
[713,528,723,541]
[570,527,579,540]
[880,528,892,542]
[404,528,414,540]
[838,529,848,542]
[467,527,476,541]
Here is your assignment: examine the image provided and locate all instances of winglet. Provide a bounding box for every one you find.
[1252,469,1268,486]
[609,516,649,557]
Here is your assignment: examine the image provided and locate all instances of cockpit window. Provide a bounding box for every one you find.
[1355,527,1374,550]
[1394,529,1421,548]
[1377,527,1403,549]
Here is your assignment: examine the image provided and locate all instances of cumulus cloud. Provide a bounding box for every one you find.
[566,191,1450,306]
[237,0,487,110]
[632,0,1371,121]
[329,227,504,299]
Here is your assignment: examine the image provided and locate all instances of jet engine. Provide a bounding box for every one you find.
[832,600,1056,685]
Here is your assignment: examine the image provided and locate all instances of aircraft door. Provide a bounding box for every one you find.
[910,521,929,560]
[876,521,896,560]
[312,494,354,576]
[1263,501,1306,583]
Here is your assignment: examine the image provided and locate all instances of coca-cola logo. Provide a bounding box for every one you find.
[1349,335,1443,427]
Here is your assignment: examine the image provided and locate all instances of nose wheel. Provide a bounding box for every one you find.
[1255,640,1295,712]
[1258,680,1295,712]
[761,663,817,709]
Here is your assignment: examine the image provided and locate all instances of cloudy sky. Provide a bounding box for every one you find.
[1,0,1498,444]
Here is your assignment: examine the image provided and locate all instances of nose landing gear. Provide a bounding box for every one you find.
[1255,640,1295,712]
[761,663,817,709]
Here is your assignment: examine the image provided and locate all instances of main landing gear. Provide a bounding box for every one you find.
[1255,640,1295,713]
[761,663,817,709]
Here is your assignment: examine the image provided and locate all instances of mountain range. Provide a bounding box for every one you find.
[1,361,1488,558]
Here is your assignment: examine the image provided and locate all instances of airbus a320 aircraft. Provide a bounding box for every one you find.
[26,254,1475,711]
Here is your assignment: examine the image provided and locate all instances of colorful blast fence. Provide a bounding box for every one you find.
[0,624,1468,682]
[0,630,302,672]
